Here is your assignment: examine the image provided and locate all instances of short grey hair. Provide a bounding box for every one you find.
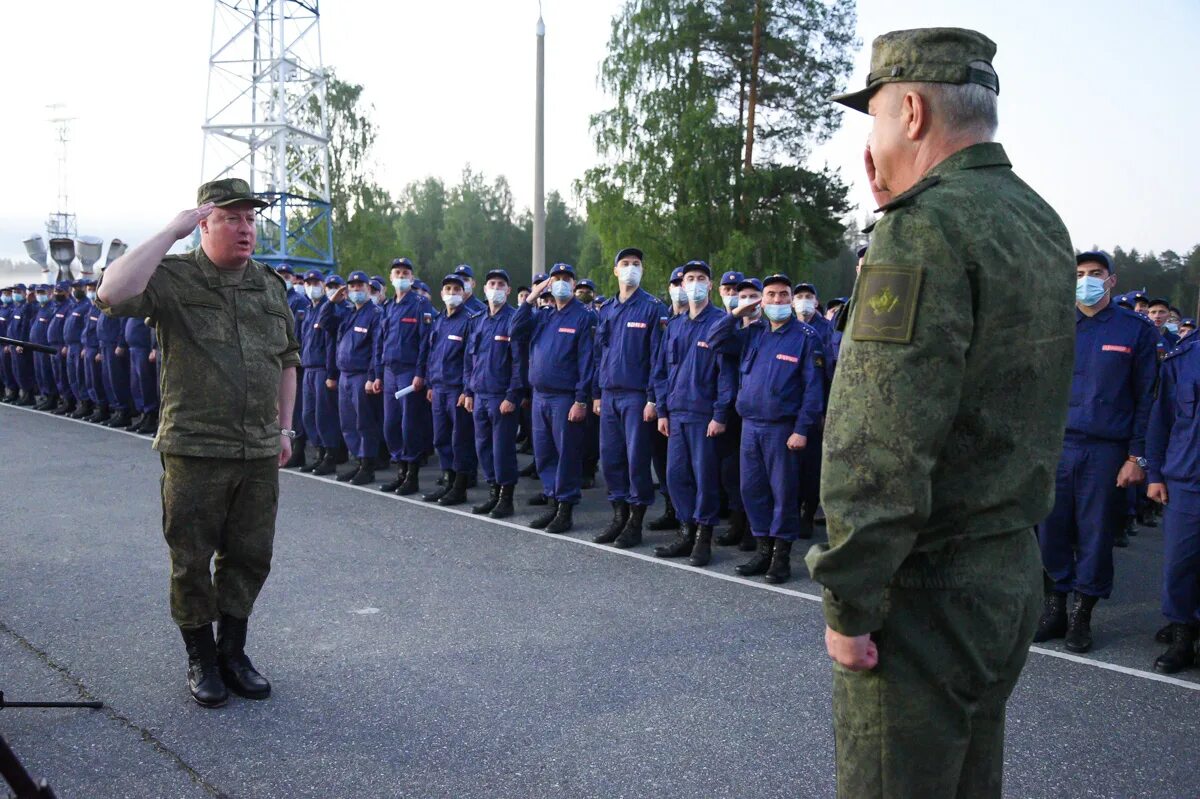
[920,60,999,139]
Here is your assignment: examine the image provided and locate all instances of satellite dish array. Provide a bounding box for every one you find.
[22,234,127,283]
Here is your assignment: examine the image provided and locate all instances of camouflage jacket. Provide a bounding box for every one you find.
[805,142,1076,635]
[99,247,300,459]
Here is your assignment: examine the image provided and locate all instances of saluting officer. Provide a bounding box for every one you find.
[333,271,384,486]
[79,284,109,420]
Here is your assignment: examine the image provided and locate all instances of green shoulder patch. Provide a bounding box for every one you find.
[850,265,923,344]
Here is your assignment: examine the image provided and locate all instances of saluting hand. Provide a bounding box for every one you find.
[825,626,879,671]
[527,278,553,304]
[732,298,762,319]
[166,203,215,240]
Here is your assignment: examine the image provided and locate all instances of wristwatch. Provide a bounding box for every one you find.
[280,428,298,439]
[1128,455,1148,469]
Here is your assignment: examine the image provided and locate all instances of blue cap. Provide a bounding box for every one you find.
[670,266,685,284]
[794,282,817,295]
[346,270,370,284]
[762,273,792,289]
[576,278,596,291]
[324,274,346,287]
[1148,297,1171,309]
[391,257,414,269]
[275,264,295,276]
[1131,290,1148,303]
[303,269,324,281]
[1076,251,1114,272]
[735,277,764,293]
[828,296,849,308]
[595,294,608,304]
[682,260,711,278]
[414,279,431,293]
[369,277,386,290]
[1115,293,1133,308]
[484,268,510,284]
[55,280,72,291]
[549,262,576,278]
[720,270,744,286]
[454,264,474,279]
[615,247,644,264]
[856,245,869,260]
[533,272,549,284]
[71,279,86,288]
[78,278,96,287]
[13,283,27,291]
[1182,318,1196,328]
[370,274,385,283]
[442,273,465,288]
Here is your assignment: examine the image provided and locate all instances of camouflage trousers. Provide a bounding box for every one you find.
[832,531,1042,799]
[160,454,279,629]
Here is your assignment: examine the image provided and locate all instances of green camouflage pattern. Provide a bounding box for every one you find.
[196,177,269,208]
[161,454,278,628]
[98,247,301,459]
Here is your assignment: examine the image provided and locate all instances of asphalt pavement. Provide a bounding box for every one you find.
[1,402,1198,798]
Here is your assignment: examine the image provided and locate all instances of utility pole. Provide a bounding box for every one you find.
[532,8,546,285]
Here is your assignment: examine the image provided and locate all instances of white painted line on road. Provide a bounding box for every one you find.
[6,401,1199,693]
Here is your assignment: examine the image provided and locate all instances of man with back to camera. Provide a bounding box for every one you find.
[804,28,1076,797]
[97,178,299,708]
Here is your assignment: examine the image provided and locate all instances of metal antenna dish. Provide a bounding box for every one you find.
[104,238,128,267]
[48,237,76,282]
[76,235,103,276]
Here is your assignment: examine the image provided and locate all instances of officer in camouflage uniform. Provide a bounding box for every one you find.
[804,29,1075,797]
[97,178,300,708]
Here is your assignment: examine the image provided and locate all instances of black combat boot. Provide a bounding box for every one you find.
[593,501,630,544]
[50,396,72,415]
[336,459,363,483]
[33,394,54,411]
[473,484,501,515]
[1033,591,1069,643]
[70,398,93,419]
[301,447,325,474]
[1155,623,1174,644]
[689,525,714,567]
[736,536,773,576]
[333,444,350,465]
[544,501,574,535]
[350,459,376,486]
[464,471,478,489]
[423,470,455,502]
[397,464,421,495]
[655,522,697,559]
[312,449,338,476]
[528,492,550,506]
[1113,524,1130,548]
[613,504,646,549]
[763,538,793,584]
[1064,592,1099,653]
[439,471,470,506]
[379,461,407,492]
[1154,623,1198,674]
[123,412,143,430]
[519,461,538,478]
[216,614,271,699]
[134,409,158,434]
[104,408,132,428]
[798,511,816,540]
[15,390,36,407]
[1124,515,1138,538]
[180,624,228,708]
[715,510,747,546]
[647,494,679,531]
[489,484,516,519]
[529,499,559,529]
[283,443,306,469]
[88,403,111,424]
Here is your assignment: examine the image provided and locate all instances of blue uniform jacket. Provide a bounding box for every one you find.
[1067,305,1158,456]
[63,299,90,345]
[96,310,126,347]
[653,302,738,424]
[735,317,826,436]
[47,300,68,347]
[335,302,382,377]
[463,294,487,317]
[300,297,331,369]
[82,304,102,348]
[418,306,479,391]
[1147,338,1200,485]
[464,304,526,403]
[594,289,668,400]
[315,299,350,376]
[288,291,309,344]
[374,291,435,373]
[123,316,154,349]
[0,303,11,339]
[511,297,596,403]
[29,303,54,346]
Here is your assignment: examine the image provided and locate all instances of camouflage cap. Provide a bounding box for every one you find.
[197,178,269,208]
[832,27,999,114]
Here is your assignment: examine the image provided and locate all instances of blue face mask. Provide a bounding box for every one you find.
[35,294,49,305]
[550,280,573,300]
[392,277,412,293]
[722,294,740,310]
[685,281,709,303]
[1166,322,1180,334]
[1075,276,1108,307]
[1,295,11,305]
[763,303,792,322]
[348,290,368,305]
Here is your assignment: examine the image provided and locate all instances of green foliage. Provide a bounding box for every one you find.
[1110,245,1200,314]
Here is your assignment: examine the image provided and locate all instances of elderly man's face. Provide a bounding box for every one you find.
[200,203,257,268]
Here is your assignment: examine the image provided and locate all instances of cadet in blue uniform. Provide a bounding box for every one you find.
[517,272,549,468]
[277,265,312,468]
[61,281,90,416]
[651,260,738,566]
[310,274,350,475]
[646,267,689,534]
[1036,251,1158,652]
[80,287,109,419]
[463,268,525,519]
[8,285,38,406]
[122,313,159,432]
[575,278,601,489]
[297,271,339,474]
[714,269,749,547]
[1146,336,1200,673]
[452,264,484,486]
[416,274,480,505]
[1147,297,1179,358]
[46,281,73,414]
[333,271,383,485]
[728,276,768,551]
[592,247,666,548]
[0,286,17,402]
[733,274,825,583]
[29,286,57,409]
[96,290,134,428]
[374,258,435,495]
[791,282,833,538]
[1180,318,1196,340]
[511,263,597,534]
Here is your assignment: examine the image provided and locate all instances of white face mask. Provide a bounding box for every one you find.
[550,280,573,300]
[618,264,643,287]
[721,294,739,310]
[794,297,817,317]
[392,277,412,293]
[685,281,709,303]
[306,285,324,301]
[461,279,474,296]
[86,290,97,302]
[669,285,686,305]
[443,293,464,308]
[486,287,508,305]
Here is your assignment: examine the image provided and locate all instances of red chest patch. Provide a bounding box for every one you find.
[558,327,576,334]
[401,317,418,324]
[775,353,799,363]
[494,335,510,342]
[626,321,647,329]
[1102,344,1132,354]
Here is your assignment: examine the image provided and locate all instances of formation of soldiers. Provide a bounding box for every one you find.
[3,245,1198,674]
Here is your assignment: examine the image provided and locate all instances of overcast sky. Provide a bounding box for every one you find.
[1,0,1196,269]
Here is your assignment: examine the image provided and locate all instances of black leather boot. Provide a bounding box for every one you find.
[613,504,646,549]
[397,463,421,495]
[312,450,338,476]
[336,459,363,483]
[104,408,132,428]
[647,494,678,531]
[655,522,696,559]
[527,492,549,506]
[544,501,574,535]
[1064,592,1099,653]
[180,624,228,708]
[489,484,516,518]
[1113,524,1130,548]
[715,510,747,546]
[423,470,455,502]
[350,459,376,485]
[689,525,714,567]
[124,412,144,430]
[798,511,816,540]
[763,538,793,584]
[530,499,559,529]
[1033,591,1069,643]
[593,501,630,544]
[473,484,501,515]
[1155,623,1174,644]
[71,398,93,418]
[736,536,773,576]
[439,471,470,506]
[216,614,271,699]
[50,397,71,415]
[301,447,325,474]
[133,410,158,434]
[519,461,538,478]
[33,394,54,411]
[1154,623,1198,674]
[283,443,306,469]
[380,461,408,491]
[1124,515,1138,538]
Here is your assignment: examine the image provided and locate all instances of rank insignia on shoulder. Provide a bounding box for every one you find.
[850,265,923,344]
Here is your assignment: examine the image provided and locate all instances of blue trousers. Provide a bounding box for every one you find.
[798,423,823,518]
[474,394,519,486]
[102,348,132,411]
[719,412,744,512]
[599,390,656,506]
[13,347,34,392]
[129,346,159,413]
[666,415,722,526]
[337,372,379,459]
[533,392,584,504]
[652,424,668,497]
[51,350,70,398]
[84,348,106,404]
[1037,438,1126,598]
[66,345,86,402]
[740,420,802,540]
[1162,481,1200,625]
[431,386,474,472]
[302,368,341,448]
[291,366,306,444]
[0,347,14,390]
[382,365,431,463]
[34,351,53,396]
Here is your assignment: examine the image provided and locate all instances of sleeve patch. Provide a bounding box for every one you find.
[849,265,923,344]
